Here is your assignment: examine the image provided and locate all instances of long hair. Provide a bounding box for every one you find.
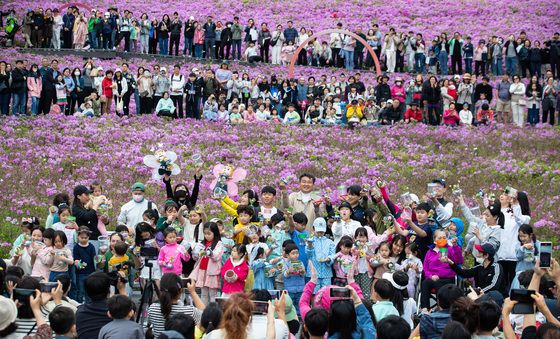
[159,273,182,320]
[221,293,254,339]
[328,300,357,339]
[450,297,479,334]
[203,222,221,250]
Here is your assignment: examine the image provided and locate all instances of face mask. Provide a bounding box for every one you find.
[74,72,80,76]
[133,194,144,203]
[435,239,447,248]
[227,24,231,28]
[174,190,187,200]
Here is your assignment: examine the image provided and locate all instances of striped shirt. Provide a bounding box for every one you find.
[147,303,202,338]
[13,318,38,337]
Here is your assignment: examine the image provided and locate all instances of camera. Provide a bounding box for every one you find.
[140,246,159,259]
[510,289,536,314]
[181,277,192,287]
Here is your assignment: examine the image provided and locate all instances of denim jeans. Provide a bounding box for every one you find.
[343,49,354,70]
[506,56,518,76]
[159,37,169,55]
[465,58,473,74]
[205,38,215,59]
[31,96,40,115]
[183,37,193,55]
[49,271,69,282]
[493,58,503,76]
[415,53,426,73]
[110,30,116,49]
[88,32,98,49]
[194,44,204,58]
[438,50,448,75]
[11,90,25,115]
[288,291,302,317]
[232,39,242,60]
[76,274,92,303]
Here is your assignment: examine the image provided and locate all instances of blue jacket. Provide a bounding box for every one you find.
[251,259,275,290]
[328,303,377,339]
[283,28,298,43]
[290,229,309,272]
[420,310,451,339]
[305,236,335,279]
[282,259,305,293]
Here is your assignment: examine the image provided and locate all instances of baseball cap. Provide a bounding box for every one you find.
[338,201,353,212]
[73,185,92,197]
[432,178,447,187]
[475,243,496,257]
[382,271,408,290]
[131,182,145,192]
[313,218,327,233]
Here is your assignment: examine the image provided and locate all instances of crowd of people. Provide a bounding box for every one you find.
[0,56,559,126]
[1,171,559,339]
[2,6,560,75]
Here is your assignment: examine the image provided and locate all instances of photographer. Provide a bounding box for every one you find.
[147,273,205,338]
[75,271,128,339]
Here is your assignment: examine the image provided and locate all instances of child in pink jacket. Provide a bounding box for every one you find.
[189,222,224,304]
[158,227,190,275]
[27,65,42,115]
[220,243,249,296]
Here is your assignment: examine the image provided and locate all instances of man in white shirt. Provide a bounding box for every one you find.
[117,182,158,231]
[170,64,185,118]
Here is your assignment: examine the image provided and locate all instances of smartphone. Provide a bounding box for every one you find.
[30,276,44,282]
[330,287,350,299]
[510,289,536,314]
[181,277,192,288]
[40,282,59,293]
[14,288,36,297]
[268,290,281,299]
[252,301,269,314]
[540,242,552,268]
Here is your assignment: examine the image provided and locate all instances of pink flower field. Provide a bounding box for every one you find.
[0,115,559,255]
[5,0,559,42]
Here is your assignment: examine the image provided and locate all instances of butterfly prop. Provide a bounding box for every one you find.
[143,150,181,180]
[210,164,247,199]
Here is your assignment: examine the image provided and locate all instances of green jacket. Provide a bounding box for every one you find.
[231,23,243,40]
[88,17,99,33]
[449,38,464,56]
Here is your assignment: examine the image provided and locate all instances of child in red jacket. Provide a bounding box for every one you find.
[101,70,113,114]
[220,243,249,296]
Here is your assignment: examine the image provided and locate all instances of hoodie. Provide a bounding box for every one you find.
[449,217,464,247]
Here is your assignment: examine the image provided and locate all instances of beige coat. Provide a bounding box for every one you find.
[280,191,327,232]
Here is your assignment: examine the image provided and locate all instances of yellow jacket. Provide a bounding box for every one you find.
[220,196,239,217]
[346,104,364,120]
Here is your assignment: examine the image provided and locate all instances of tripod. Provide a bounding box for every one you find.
[136,258,159,324]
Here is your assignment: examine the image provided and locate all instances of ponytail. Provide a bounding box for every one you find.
[159,274,182,320]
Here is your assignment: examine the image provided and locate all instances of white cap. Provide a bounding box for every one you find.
[387,99,393,104]
[115,68,122,73]
[97,66,104,71]
[409,193,419,204]
[313,218,327,233]
[0,296,17,331]
[104,12,110,17]
[189,16,194,20]
[160,67,167,73]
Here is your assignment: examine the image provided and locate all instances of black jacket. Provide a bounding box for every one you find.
[375,83,391,103]
[164,175,201,210]
[169,19,182,36]
[380,103,405,123]
[423,84,441,104]
[10,68,26,93]
[72,203,100,238]
[451,261,503,294]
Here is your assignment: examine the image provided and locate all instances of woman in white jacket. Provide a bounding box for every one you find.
[270,25,285,65]
[458,195,504,264]
[509,75,526,127]
[496,190,530,292]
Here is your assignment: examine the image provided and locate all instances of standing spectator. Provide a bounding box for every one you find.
[119,11,133,52]
[43,9,54,48]
[27,63,42,116]
[504,35,518,76]
[137,70,154,114]
[456,73,473,109]
[542,76,557,125]
[72,185,101,249]
[549,32,560,78]
[518,40,531,78]
[231,17,243,60]
[384,28,400,73]
[342,35,355,70]
[22,10,33,48]
[438,33,450,76]
[258,23,272,63]
[490,36,503,76]
[474,40,488,76]
[149,18,159,54]
[423,75,441,125]
[73,14,88,49]
[529,41,542,78]
[158,15,170,55]
[87,10,100,49]
[525,82,542,126]
[203,16,217,59]
[169,12,182,56]
[183,16,196,56]
[214,21,223,59]
[462,36,473,75]
[283,20,298,44]
[270,25,285,65]
[52,9,63,50]
[329,23,344,67]
[509,75,526,127]
[139,13,150,54]
[403,31,416,71]
[62,7,75,49]
[0,61,11,116]
[169,64,185,118]
[194,23,205,59]
[449,32,463,75]
[10,60,27,116]
[354,27,366,70]
[31,8,45,48]
[220,21,232,59]
[495,74,512,123]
